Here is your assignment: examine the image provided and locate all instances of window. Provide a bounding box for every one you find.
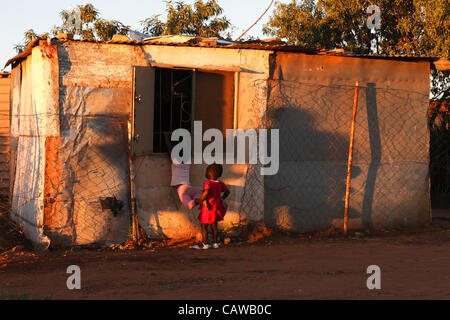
[153,68,193,153]
[133,66,235,156]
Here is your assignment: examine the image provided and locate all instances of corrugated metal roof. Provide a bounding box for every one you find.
[141,38,441,62]
[4,35,442,69]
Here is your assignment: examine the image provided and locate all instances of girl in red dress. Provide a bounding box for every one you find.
[194,164,230,250]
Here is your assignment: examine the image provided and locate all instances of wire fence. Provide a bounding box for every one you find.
[240,79,439,233]
[41,116,132,246]
[1,111,132,247]
[1,79,449,245]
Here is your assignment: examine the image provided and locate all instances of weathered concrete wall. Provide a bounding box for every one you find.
[10,44,60,248]
[10,41,147,246]
[134,156,246,239]
[137,45,271,239]
[47,41,149,245]
[265,53,431,233]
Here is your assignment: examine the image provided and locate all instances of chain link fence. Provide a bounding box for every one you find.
[4,111,132,247]
[2,79,449,246]
[41,114,132,245]
[241,79,434,233]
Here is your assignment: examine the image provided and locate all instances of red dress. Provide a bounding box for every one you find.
[198,180,229,224]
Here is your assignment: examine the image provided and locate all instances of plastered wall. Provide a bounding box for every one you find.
[264,53,431,233]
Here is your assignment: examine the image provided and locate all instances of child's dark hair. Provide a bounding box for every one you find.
[206,164,223,180]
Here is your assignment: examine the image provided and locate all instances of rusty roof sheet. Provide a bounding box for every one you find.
[4,36,442,69]
[4,37,143,68]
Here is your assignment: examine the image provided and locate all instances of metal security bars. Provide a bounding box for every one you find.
[153,68,193,153]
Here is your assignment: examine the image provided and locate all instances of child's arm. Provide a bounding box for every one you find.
[222,189,230,200]
[221,182,230,200]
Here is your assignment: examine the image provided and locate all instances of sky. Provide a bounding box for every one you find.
[0,0,290,71]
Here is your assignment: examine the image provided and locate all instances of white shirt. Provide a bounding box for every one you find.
[171,162,191,186]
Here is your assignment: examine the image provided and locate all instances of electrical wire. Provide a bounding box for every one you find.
[234,0,275,41]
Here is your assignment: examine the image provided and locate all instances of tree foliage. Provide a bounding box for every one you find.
[140,0,231,38]
[263,0,449,58]
[52,3,129,41]
[13,29,49,53]
[14,3,128,53]
[140,15,166,37]
[263,0,449,100]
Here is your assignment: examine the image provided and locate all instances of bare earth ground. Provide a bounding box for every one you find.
[1,213,450,300]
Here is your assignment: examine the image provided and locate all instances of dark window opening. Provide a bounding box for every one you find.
[153,68,193,153]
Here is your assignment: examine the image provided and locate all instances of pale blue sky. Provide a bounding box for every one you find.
[0,0,289,70]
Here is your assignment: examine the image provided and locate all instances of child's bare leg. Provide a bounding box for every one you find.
[201,224,208,244]
[212,222,218,244]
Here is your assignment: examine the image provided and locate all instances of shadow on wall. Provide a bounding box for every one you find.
[43,44,132,245]
[263,81,363,233]
[361,83,379,230]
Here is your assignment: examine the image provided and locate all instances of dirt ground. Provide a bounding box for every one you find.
[1,213,450,300]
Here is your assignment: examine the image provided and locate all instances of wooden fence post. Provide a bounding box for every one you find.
[344,81,360,234]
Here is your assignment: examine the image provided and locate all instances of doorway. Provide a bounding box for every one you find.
[131,64,237,238]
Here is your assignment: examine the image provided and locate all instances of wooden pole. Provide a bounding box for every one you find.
[128,119,139,242]
[344,81,360,234]
[129,70,140,242]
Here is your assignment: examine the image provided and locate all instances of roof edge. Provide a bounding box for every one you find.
[4,37,42,69]
[4,36,444,69]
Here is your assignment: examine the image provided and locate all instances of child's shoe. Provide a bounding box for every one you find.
[212,243,220,249]
[192,243,209,250]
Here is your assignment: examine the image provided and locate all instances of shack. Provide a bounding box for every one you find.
[4,35,444,248]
